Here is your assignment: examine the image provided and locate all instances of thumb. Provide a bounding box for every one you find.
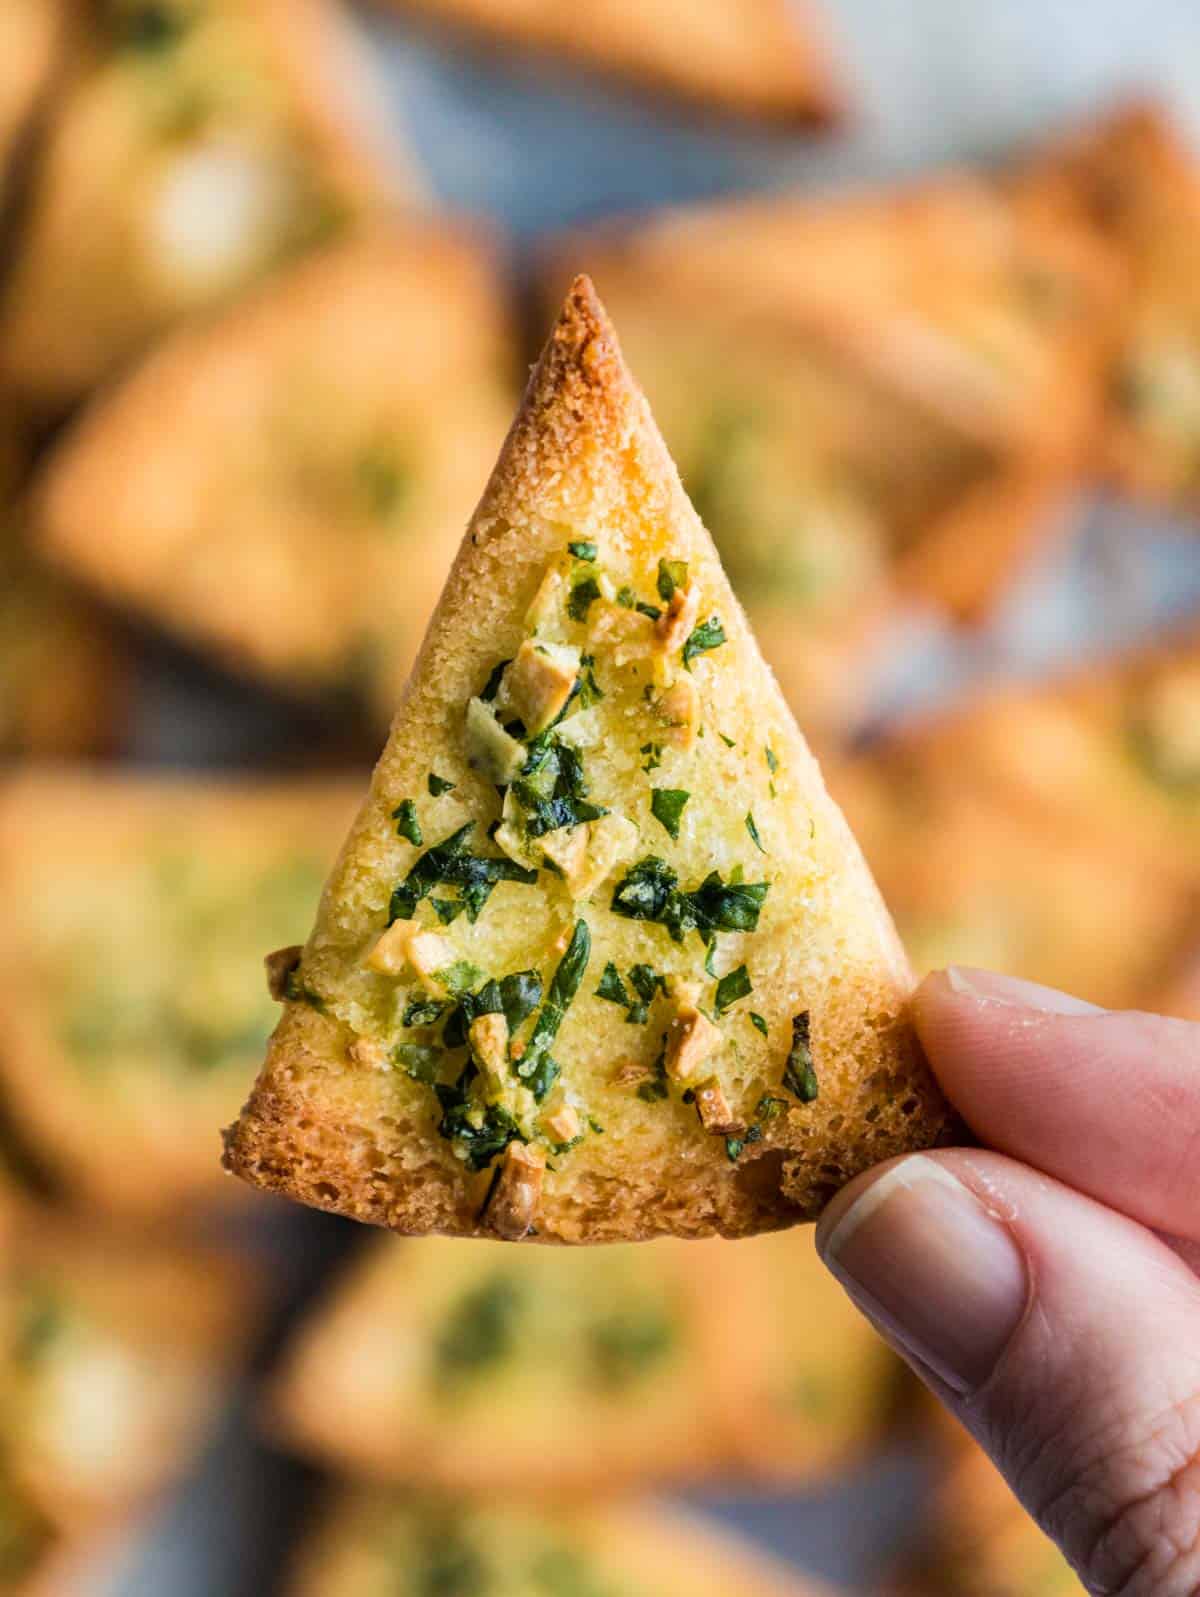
[817,982,1200,1597]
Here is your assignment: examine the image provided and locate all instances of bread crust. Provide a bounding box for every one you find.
[372,0,844,127]
[224,276,954,1243]
[33,225,515,725]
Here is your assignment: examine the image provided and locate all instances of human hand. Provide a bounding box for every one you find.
[817,968,1200,1597]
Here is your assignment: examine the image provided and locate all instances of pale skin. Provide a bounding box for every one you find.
[817,966,1200,1597]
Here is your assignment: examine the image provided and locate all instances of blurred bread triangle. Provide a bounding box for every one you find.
[1,0,419,407]
[374,0,844,124]
[223,274,953,1243]
[33,222,515,727]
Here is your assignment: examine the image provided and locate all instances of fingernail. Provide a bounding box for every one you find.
[818,1156,1028,1395]
[947,966,1103,1016]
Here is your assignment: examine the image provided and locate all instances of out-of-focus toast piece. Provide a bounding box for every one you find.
[34,226,515,726]
[893,1435,1084,1597]
[0,422,127,759]
[373,0,843,126]
[0,1206,252,1533]
[286,1492,838,1597]
[831,748,1198,1011]
[0,770,359,1219]
[713,1227,903,1481]
[223,276,952,1243]
[1024,102,1200,510]
[267,1229,897,1490]
[875,630,1200,889]
[268,1235,725,1491]
[0,0,67,198]
[546,177,1120,651]
[0,0,411,409]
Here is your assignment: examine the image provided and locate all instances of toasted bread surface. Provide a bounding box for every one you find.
[34,226,515,723]
[224,276,952,1243]
[1,0,409,405]
[0,769,359,1218]
[375,0,842,125]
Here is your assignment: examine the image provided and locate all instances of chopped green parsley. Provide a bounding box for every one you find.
[650,787,690,841]
[682,615,727,670]
[568,540,598,561]
[745,811,766,853]
[782,1010,819,1102]
[392,799,422,847]
[427,772,455,797]
[610,856,769,946]
[714,964,752,1014]
[749,1011,769,1037]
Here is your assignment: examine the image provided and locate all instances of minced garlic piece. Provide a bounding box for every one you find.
[542,1102,581,1143]
[552,813,639,900]
[664,991,722,1083]
[693,1077,741,1136]
[365,924,455,991]
[654,584,701,657]
[652,677,699,751]
[483,1141,546,1239]
[468,1012,510,1083]
[504,640,580,735]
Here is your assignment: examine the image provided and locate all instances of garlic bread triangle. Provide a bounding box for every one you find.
[377,0,842,125]
[1,0,411,407]
[223,276,953,1242]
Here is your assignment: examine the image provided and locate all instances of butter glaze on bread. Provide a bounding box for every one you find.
[224,277,953,1243]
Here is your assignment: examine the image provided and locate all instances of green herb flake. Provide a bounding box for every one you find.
[567,576,602,623]
[427,772,455,797]
[394,1042,441,1084]
[577,654,604,709]
[388,822,537,925]
[719,733,736,749]
[725,1137,745,1163]
[765,746,779,775]
[657,558,689,603]
[782,1010,819,1103]
[745,811,766,853]
[682,615,727,670]
[432,898,465,925]
[434,1276,522,1385]
[595,962,630,1007]
[516,920,590,1093]
[640,742,663,773]
[755,1095,788,1123]
[715,964,752,1014]
[749,1011,769,1037]
[116,4,189,52]
[392,799,423,847]
[611,856,769,945]
[568,540,598,561]
[403,998,448,1028]
[355,441,410,522]
[650,787,690,841]
[437,959,484,997]
[435,1069,521,1169]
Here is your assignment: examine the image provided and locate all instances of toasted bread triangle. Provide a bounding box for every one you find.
[223,277,953,1241]
[1,0,411,406]
[379,0,842,125]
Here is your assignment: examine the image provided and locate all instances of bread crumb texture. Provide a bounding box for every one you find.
[223,276,953,1242]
